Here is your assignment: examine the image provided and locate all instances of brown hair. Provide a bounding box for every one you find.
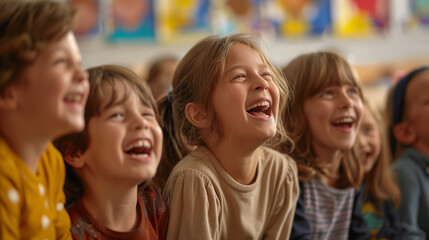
[281,51,364,188]
[359,101,401,209]
[54,65,159,204]
[0,0,74,94]
[146,55,178,84]
[154,33,291,190]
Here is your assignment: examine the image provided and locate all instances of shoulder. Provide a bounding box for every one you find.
[259,146,298,179]
[67,202,100,239]
[168,147,219,185]
[393,149,424,174]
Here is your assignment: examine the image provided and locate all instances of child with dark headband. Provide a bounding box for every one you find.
[387,66,429,240]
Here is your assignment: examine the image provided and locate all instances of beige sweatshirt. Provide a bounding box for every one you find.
[163,146,299,240]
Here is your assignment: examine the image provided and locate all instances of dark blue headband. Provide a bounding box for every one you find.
[392,66,429,125]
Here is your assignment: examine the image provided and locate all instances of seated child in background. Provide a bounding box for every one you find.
[281,51,370,240]
[0,1,88,238]
[387,66,429,240]
[355,101,402,239]
[145,55,178,101]
[158,33,299,239]
[54,65,168,239]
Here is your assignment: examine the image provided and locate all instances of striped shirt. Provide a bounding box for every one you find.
[303,177,355,240]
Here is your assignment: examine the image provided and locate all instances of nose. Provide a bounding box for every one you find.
[252,74,269,91]
[130,113,149,131]
[338,89,353,108]
[73,63,88,83]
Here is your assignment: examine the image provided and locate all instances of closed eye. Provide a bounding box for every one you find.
[261,72,272,79]
[233,74,246,80]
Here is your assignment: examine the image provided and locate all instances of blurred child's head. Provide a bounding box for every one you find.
[387,66,429,157]
[356,102,386,174]
[55,65,162,203]
[169,33,289,148]
[0,0,88,137]
[146,55,178,100]
[357,101,401,207]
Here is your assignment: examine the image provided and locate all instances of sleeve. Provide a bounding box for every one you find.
[263,157,300,240]
[348,189,371,240]
[163,169,221,240]
[393,162,426,239]
[289,181,312,240]
[49,146,72,240]
[0,165,21,239]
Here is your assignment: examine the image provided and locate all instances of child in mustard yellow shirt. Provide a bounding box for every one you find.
[0,1,89,238]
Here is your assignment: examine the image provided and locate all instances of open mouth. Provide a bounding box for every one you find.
[124,139,151,158]
[246,100,271,118]
[331,117,354,129]
[64,93,84,104]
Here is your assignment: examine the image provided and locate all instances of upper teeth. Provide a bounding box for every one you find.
[334,117,353,124]
[125,139,151,151]
[246,101,270,111]
[65,94,82,102]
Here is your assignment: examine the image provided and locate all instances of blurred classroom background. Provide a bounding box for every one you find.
[67,0,429,109]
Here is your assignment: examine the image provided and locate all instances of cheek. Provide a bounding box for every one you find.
[152,124,163,153]
[354,99,364,123]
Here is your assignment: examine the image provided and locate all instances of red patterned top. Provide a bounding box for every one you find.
[67,184,168,240]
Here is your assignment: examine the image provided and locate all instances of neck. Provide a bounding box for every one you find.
[81,177,139,232]
[1,123,50,174]
[205,137,261,185]
[314,148,343,187]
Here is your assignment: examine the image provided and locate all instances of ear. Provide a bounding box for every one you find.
[393,122,416,145]
[0,86,18,110]
[185,102,209,129]
[64,152,85,168]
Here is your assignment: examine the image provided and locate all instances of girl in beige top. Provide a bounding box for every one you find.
[155,33,299,239]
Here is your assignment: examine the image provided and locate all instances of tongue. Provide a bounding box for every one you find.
[249,111,267,118]
[127,146,148,155]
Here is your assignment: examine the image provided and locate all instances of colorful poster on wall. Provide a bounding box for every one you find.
[332,0,389,38]
[407,0,429,29]
[157,0,211,43]
[69,0,100,38]
[108,0,156,42]
[211,0,277,37]
[273,0,331,37]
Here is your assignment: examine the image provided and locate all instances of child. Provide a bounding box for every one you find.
[0,1,88,239]
[54,65,169,239]
[281,51,370,239]
[355,101,402,239]
[145,55,178,101]
[158,34,299,239]
[387,66,429,239]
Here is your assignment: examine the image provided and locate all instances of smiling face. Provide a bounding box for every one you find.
[210,43,279,146]
[357,107,381,173]
[80,81,163,183]
[303,84,363,156]
[13,31,89,138]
